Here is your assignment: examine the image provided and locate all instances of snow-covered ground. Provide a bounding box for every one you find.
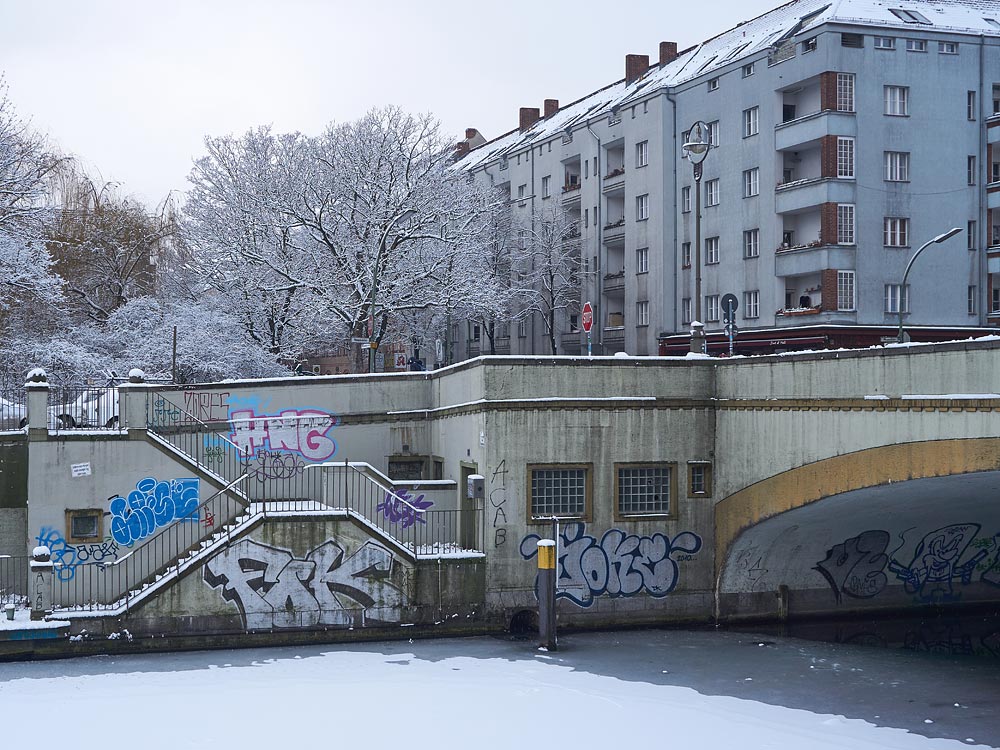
[0,629,995,748]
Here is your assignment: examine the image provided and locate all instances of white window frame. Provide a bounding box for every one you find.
[707,121,719,147]
[968,90,977,121]
[939,41,958,54]
[837,137,855,179]
[541,175,550,198]
[682,242,692,267]
[636,247,648,274]
[705,236,720,264]
[743,106,759,137]
[837,204,856,245]
[884,151,910,182]
[905,38,927,52]
[884,217,910,247]
[635,140,648,168]
[742,62,755,77]
[636,300,649,327]
[884,85,909,116]
[838,271,856,311]
[708,78,719,92]
[874,36,895,49]
[705,179,720,207]
[837,73,855,112]
[705,295,720,322]
[681,186,691,213]
[636,193,649,221]
[969,285,977,315]
[743,168,759,197]
[682,298,692,324]
[884,284,910,313]
[743,290,760,319]
[743,228,760,259]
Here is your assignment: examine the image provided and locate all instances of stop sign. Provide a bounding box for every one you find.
[581,301,594,333]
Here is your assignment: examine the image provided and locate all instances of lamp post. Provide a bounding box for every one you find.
[682,121,712,325]
[896,227,963,344]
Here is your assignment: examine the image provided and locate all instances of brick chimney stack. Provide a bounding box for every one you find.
[659,41,678,65]
[625,54,650,84]
[544,99,560,118]
[456,141,470,158]
[519,107,541,131]
[465,128,478,139]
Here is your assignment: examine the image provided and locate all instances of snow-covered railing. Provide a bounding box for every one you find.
[0,555,29,607]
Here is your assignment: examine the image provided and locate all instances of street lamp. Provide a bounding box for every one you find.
[682,121,712,326]
[896,227,963,344]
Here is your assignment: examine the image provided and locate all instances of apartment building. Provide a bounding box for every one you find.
[456,0,1000,356]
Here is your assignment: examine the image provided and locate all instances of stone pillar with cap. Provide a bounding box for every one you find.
[24,367,49,441]
[118,367,147,431]
[689,321,707,354]
[30,545,53,621]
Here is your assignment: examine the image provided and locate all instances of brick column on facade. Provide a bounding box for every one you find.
[820,202,839,245]
[821,269,839,311]
[820,135,838,178]
[819,71,837,111]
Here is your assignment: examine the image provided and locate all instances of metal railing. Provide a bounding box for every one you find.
[49,386,120,429]
[0,390,26,431]
[0,555,29,608]
[53,474,250,611]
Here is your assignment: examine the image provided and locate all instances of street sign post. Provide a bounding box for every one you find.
[721,293,739,357]
[582,301,594,358]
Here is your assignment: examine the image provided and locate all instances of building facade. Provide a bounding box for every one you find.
[456,0,1000,356]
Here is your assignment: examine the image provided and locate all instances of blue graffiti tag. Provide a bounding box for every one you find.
[376,488,433,528]
[34,527,120,581]
[109,477,199,547]
[520,522,702,607]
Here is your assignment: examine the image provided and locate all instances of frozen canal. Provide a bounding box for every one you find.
[1,628,996,749]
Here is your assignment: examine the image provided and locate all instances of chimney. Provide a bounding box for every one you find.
[455,141,470,158]
[544,99,559,118]
[659,41,678,65]
[519,107,541,132]
[625,54,650,84]
[465,128,478,139]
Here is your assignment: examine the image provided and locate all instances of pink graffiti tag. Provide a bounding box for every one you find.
[229,409,339,462]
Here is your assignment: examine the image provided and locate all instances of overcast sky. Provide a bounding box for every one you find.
[1,0,779,207]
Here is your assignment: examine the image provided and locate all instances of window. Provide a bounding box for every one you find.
[968,155,977,185]
[742,62,755,77]
[837,137,855,178]
[884,284,910,313]
[890,8,931,24]
[518,320,527,337]
[705,236,720,264]
[636,194,649,221]
[874,36,895,49]
[905,38,927,52]
[994,282,1000,314]
[682,242,692,267]
[884,151,910,181]
[968,220,977,250]
[969,285,977,315]
[804,36,818,52]
[705,179,720,206]
[743,106,759,137]
[67,509,102,543]
[837,204,855,245]
[884,217,910,247]
[969,91,977,120]
[884,85,909,115]
[517,184,526,203]
[707,120,719,147]
[636,301,649,327]
[682,298,692,324]
[706,295,720,322]
[708,78,719,91]
[584,208,589,228]
[743,229,760,258]
[636,247,648,274]
[681,186,691,213]
[541,175,550,198]
[617,465,673,516]
[529,465,589,519]
[743,168,759,197]
[635,140,648,167]
[837,270,856,311]
[743,290,760,319]
[688,463,712,496]
[837,73,855,112]
[939,41,958,54]
[840,33,862,48]
[472,324,481,341]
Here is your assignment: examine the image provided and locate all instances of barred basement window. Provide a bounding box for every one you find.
[688,463,713,497]
[616,464,673,516]
[528,465,589,519]
[67,509,102,543]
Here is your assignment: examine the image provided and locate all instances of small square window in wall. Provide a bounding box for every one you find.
[67,509,103,543]
[938,41,958,54]
[708,78,719,91]
[742,62,755,77]
[615,463,677,520]
[803,37,818,53]
[687,463,713,498]
[528,464,591,521]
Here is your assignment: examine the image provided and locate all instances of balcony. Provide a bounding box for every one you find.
[562,182,581,205]
[774,308,856,327]
[989,115,1000,145]
[775,243,855,277]
[774,110,856,151]
[603,218,625,244]
[603,270,625,294]
[560,330,583,354]
[602,168,626,194]
[603,325,625,348]
[989,182,1000,210]
[775,176,855,214]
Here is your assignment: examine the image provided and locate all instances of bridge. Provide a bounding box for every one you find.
[1,338,998,649]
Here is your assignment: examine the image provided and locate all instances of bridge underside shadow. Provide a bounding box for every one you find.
[718,464,1000,622]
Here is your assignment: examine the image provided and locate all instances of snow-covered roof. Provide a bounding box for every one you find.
[457,0,1000,170]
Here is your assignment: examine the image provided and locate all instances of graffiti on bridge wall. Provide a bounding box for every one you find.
[377,488,433,528]
[248,449,307,482]
[229,408,339,462]
[34,527,120,581]
[520,522,703,607]
[489,460,509,547]
[204,538,405,629]
[184,391,231,422]
[816,523,1000,604]
[109,477,200,547]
